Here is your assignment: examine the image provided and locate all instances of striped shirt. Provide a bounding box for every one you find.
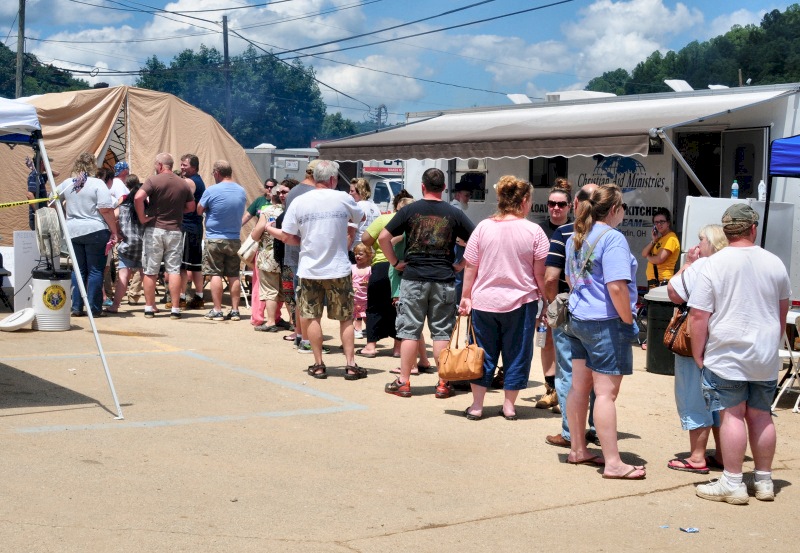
[545,222,574,294]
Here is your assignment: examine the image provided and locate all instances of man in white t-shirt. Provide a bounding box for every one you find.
[267,160,365,381]
[689,204,791,505]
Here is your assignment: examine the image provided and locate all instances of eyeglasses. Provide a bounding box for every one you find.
[653,219,668,225]
[547,200,569,208]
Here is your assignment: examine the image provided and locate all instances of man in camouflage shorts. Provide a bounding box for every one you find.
[268,160,365,380]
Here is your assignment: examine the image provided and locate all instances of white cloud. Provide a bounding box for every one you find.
[456,36,570,86]
[563,0,704,78]
[706,9,768,39]
[316,54,425,120]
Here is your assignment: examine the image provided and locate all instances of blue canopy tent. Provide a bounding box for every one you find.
[767,134,800,410]
[762,134,800,249]
[0,96,123,419]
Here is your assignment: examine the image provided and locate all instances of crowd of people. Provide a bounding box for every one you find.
[45,153,792,503]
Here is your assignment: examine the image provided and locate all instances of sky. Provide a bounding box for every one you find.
[0,0,794,128]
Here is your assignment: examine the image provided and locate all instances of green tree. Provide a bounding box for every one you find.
[319,112,358,139]
[136,45,326,148]
[585,68,631,95]
[0,43,88,98]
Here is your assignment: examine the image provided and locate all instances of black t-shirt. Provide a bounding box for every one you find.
[385,199,475,282]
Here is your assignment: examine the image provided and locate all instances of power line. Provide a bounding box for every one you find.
[275,0,499,56]
[33,0,381,44]
[282,0,577,61]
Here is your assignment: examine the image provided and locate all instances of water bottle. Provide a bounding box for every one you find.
[535,321,547,348]
[758,179,767,201]
[731,179,739,199]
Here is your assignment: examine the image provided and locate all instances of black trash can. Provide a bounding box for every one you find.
[644,285,675,375]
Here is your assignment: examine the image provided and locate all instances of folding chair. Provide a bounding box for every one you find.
[773,315,800,413]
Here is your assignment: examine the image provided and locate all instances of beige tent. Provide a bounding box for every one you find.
[1,86,263,243]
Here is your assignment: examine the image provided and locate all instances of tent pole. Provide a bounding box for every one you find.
[39,139,125,420]
[761,175,773,249]
[656,130,711,197]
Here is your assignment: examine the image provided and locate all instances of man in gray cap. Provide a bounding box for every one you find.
[689,203,791,505]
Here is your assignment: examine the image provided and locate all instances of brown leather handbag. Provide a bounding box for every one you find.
[663,273,692,357]
[438,315,485,381]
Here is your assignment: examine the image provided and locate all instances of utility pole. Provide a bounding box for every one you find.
[223,15,231,129]
[16,0,25,98]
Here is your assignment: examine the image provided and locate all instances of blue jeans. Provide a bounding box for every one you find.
[454,243,465,304]
[470,301,537,390]
[71,229,110,315]
[553,323,595,441]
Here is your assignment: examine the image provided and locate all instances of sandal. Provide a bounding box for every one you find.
[283,333,297,341]
[355,348,377,358]
[306,363,327,379]
[344,364,368,380]
[668,458,709,474]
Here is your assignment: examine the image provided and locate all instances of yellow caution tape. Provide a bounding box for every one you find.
[0,197,51,209]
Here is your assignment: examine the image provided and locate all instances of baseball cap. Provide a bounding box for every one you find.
[114,161,129,176]
[721,203,759,226]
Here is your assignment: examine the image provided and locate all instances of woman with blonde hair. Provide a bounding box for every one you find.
[458,175,549,420]
[665,224,728,474]
[56,152,119,317]
[349,178,382,260]
[564,183,643,478]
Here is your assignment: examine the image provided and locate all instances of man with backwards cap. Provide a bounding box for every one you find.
[689,203,791,505]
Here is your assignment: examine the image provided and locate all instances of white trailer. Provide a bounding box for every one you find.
[320,84,800,294]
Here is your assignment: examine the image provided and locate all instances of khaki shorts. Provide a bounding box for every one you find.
[143,227,184,275]
[203,239,241,277]
[297,276,353,321]
[258,268,281,301]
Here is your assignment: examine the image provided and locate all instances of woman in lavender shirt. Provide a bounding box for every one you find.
[564,184,644,479]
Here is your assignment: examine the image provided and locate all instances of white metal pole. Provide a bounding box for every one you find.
[39,139,124,420]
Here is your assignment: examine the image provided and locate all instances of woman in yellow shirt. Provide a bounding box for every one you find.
[641,208,680,288]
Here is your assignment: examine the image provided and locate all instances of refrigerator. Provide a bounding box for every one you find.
[682,197,794,272]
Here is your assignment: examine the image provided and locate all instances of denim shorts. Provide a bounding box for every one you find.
[395,279,457,341]
[118,255,142,270]
[567,317,636,375]
[701,368,776,413]
[674,354,718,430]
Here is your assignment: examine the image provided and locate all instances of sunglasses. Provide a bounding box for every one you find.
[547,200,569,208]
[621,203,628,212]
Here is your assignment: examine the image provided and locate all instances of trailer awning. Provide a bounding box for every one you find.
[318,89,794,161]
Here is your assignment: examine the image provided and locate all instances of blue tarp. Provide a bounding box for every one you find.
[770,134,800,177]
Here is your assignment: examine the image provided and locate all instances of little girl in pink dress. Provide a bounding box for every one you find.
[351,243,373,339]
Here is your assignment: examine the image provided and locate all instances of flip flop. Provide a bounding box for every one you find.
[283,334,297,341]
[497,408,518,421]
[567,455,605,466]
[464,408,482,421]
[602,466,646,480]
[667,458,709,474]
[356,348,377,358]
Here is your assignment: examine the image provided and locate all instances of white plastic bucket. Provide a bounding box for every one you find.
[31,269,72,331]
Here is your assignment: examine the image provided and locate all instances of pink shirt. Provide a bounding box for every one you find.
[463,217,549,313]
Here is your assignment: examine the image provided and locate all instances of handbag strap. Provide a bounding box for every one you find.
[448,315,463,349]
[571,227,613,289]
[680,272,690,312]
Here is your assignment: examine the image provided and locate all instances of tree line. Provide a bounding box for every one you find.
[586,5,800,95]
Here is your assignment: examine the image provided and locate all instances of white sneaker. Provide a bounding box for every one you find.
[744,474,775,501]
[696,477,749,505]
[354,330,363,339]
